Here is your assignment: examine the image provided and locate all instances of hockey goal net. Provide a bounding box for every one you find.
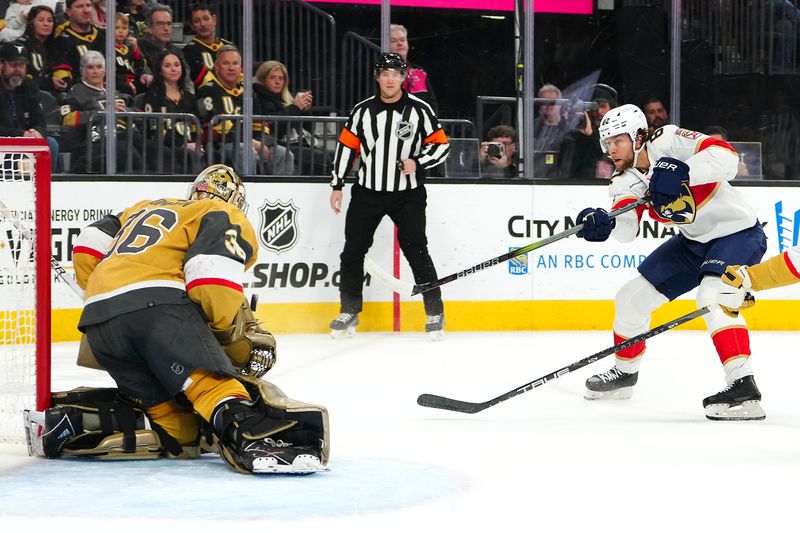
[0,138,51,443]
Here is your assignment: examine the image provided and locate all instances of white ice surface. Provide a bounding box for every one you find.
[2,329,800,533]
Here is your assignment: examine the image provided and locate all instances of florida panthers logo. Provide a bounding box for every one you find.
[655,182,696,224]
[258,199,299,254]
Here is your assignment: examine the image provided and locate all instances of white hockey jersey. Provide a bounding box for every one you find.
[609,125,756,244]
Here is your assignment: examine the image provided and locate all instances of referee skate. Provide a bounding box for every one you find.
[330,312,359,339]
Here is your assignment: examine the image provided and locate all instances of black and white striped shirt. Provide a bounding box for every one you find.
[330,92,450,191]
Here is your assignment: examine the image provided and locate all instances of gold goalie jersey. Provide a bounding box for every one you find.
[73,198,258,331]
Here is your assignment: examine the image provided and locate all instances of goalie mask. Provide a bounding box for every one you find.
[189,164,248,213]
[598,104,648,156]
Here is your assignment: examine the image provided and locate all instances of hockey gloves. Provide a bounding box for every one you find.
[648,156,690,208]
[576,207,615,242]
[718,265,757,316]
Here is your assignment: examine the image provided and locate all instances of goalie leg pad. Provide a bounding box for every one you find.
[25,387,182,460]
[209,376,330,474]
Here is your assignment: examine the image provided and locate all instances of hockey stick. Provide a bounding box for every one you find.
[417,305,710,414]
[0,198,84,298]
[365,198,648,296]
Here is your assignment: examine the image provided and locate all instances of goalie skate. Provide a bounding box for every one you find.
[703,375,766,421]
[584,367,638,400]
[330,312,359,339]
[243,438,327,474]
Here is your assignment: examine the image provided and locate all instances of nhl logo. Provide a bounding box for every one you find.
[395,120,413,141]
[259,199,299,253]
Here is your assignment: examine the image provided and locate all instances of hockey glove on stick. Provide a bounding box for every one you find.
[648,156,690,208]
[576,207,616,242]
[718,265,756,316]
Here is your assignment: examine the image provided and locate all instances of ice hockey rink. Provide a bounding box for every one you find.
[2,328,800,533]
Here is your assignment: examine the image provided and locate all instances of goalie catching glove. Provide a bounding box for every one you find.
[212,299,276,378]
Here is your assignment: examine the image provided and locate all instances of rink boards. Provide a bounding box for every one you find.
[37,181,800,338]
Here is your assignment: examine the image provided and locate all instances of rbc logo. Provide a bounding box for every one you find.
[775,201,800,252]
[508,248,528,275]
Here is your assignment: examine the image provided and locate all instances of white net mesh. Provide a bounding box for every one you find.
[0,151,40,443]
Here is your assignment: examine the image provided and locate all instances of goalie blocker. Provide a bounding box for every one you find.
[24,377,330,474]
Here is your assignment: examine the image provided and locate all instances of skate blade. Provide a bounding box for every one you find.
[252,455,328,474]
[583,386,634,401]
[427,330,444,342]
[705,400,766,421]
[330,327,356,339]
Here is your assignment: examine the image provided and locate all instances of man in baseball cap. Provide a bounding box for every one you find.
[0,42,28,64]
[0,41,60,171]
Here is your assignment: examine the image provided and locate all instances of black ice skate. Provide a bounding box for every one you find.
[330,312,359,339]
[702,375,766,421]
[425,314,444,341]
[241,437,324,474]
[584,367,638,400]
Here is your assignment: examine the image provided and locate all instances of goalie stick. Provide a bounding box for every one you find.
[365,198,648,296]
[0,198,84,299]
[417,305,710,414]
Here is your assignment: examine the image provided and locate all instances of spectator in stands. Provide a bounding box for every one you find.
[253,59,329,175]
[479,124,519,179]
[183,3,233,89]
[705,124,751,176]
[534,84,568,151]
[533,83,569,177]
[18,5,57,92]
[59,50,143,172]
[113,13,146,96]
[142,49,201,174]
[253,59,313,117]
[643,96,669,130]
[51,0,106,92]
[138,4,192,93]
[764,0,800,72]
[558,83,617,179]
[389,23,438,112]
[118,0,148,38]
[0,41,59,171]
[196,45,293,175]
[0,0,35,43]
[89,0,106,28]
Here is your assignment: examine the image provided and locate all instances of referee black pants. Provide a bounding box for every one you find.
[339,183,443,316]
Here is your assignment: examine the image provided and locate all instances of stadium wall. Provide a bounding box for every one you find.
[47,181,800,340]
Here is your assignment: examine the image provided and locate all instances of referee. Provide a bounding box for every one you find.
[329,52,450,340]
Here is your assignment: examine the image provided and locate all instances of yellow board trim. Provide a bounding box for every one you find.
[40,300,800,342]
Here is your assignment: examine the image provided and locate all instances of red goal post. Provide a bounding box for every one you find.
[0,138,51,443]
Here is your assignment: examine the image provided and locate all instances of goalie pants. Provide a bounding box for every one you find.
[84,302,240,408]
[339,183,443,315]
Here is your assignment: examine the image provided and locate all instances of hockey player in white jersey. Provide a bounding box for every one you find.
[575,104,767,420]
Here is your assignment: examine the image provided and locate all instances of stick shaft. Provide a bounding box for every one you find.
[417,306,709,413]
[411,199,647,295]
[0,199,84,298]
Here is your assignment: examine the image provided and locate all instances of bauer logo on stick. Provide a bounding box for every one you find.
[258,199,299,254]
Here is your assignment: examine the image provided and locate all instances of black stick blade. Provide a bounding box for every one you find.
[417,394,488,414]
